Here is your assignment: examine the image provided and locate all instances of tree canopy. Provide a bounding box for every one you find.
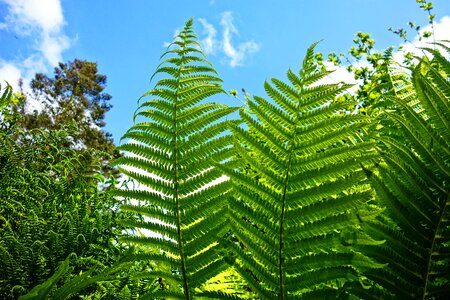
[18,59,120,177]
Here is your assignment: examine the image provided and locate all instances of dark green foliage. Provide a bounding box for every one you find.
[18,255,73,300]
[113,18,239,299]
[221,42,381,298]
[358,44,450,299]
[17,247,159,300]
[0,123,125,298]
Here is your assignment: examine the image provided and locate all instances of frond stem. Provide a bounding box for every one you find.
[422,189,449,299]
[278,153,293,299]
[277,77,303,298]
[173,32,190,300]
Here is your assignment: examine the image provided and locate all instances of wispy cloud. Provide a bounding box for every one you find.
[198,18,217,54]
[0,0,71,92]
[220,12,259,67]
[198,11,260,68]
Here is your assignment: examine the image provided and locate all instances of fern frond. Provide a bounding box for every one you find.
[361,47,450,298]
[227,43,379,298]
[0,81,13,106]
[113,18,237,299]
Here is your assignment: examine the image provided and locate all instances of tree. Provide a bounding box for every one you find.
[18,59,120,177]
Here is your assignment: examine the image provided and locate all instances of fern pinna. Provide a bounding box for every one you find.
[113,19,238,299]
[222,43,380,299]
[358,44,450,299]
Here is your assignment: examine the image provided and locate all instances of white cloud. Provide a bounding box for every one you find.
[0,0,71,93]
[220,12,260,67]
[0,54,47,91]
[0,61,22,90]
[2,0,64,33]
[41,32,70,65]
[432,16,450,42]
[1,0,70,65]
[198,11,260,68]
[162,12,259,67]
[198,18,217,54]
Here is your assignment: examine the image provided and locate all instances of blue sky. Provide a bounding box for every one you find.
[1,0,449,143]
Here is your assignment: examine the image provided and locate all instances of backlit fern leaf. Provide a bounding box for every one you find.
[113,18,238,299]
[222,42,380,298]
[359,43,450,299]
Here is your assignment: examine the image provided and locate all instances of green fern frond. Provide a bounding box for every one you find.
[361,46,450,298]
[225,43,379,298]
[18,256,72,300]
[113,18,238,299]
[0,81,13,106]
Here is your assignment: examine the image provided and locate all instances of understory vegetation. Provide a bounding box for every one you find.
[1,2,449,299]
